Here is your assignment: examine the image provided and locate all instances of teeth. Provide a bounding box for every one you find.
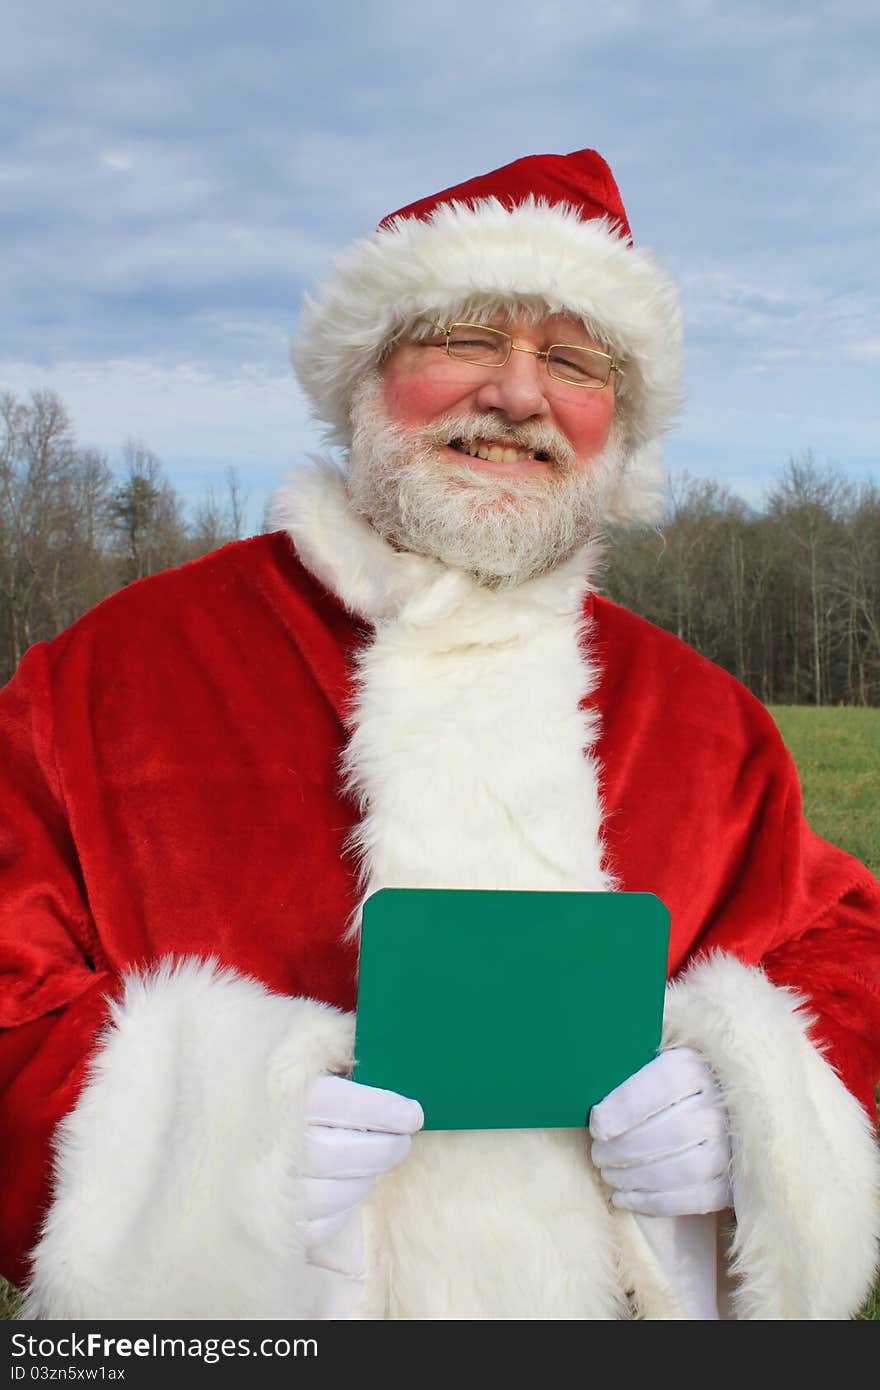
[458,439,536,463]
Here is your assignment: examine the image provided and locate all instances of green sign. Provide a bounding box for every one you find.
[354,888,670,1131]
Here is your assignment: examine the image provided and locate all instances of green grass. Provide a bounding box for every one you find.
[0,1277,20,1319]
[768,706,880,877]
[859,1281,880,1322]
[2,707,878,1320]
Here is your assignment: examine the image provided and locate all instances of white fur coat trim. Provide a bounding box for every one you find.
[660,951,880,1320]
[22,958,355,1321]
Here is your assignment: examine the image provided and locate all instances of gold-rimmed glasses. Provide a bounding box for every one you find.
[422,320,622,389]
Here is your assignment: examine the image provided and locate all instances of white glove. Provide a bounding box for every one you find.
[301,1074,424,1311]
[588,1047,732,1217]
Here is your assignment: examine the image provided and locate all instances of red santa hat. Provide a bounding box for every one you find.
[292,149,684,523]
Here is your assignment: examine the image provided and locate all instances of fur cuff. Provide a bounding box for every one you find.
[22,958,355,1320]
[661,952,880,1319]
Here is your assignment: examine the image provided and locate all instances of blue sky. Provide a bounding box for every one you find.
[2,0,878,535]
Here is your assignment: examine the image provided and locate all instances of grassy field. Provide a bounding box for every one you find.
[0,1279,19,1319]
[768,706,880,877]
[2,706,878,1321]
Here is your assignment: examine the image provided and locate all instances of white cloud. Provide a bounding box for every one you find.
[845,340,880,362]
[0,355,309,457]
[4,0,877,509]
[0,355,317,535]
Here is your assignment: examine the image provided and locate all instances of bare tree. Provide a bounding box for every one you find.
[0,392,259,684]
[766,455,850,705]
[224,465,247,540]
[606,460,878,708]
[0,390,86,673]
[832,482,880,706]
[189,466,248,555]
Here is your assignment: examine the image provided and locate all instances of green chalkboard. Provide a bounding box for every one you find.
[353,888,670,1131]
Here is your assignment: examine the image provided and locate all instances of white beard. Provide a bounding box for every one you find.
[346,373,625,589]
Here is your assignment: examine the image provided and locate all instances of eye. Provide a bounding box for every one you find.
[445,325,509,363]
[552,353,593,378]
[547,346,609,385]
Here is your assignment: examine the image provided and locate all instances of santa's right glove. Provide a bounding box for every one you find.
[301,1075,424,1317]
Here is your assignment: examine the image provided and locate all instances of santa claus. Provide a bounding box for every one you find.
[1,149,878,1321]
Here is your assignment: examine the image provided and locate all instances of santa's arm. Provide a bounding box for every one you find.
[19,958,357,1320]
[607,706,880,1320]
[660,821,880,1319]
[760,889,880,1121]
[660,940,879,1320]
[0,642,117,1290]
[2,950,364,1321]
[0,646,358,1319]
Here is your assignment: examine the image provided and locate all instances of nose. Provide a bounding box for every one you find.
[473,343,551,421]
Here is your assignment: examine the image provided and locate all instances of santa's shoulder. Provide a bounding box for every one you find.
[34,531,353,679]
[588,592,784,752]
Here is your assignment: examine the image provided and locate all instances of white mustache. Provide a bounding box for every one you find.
[417,412,578,473]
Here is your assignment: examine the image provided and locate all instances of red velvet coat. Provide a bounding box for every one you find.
[1,525,879,1302]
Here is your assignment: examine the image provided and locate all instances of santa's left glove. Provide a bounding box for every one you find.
[301,1075,424,1315]
[588,1046,732,1217]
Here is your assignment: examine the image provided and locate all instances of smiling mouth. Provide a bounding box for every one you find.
[448,438,552,464]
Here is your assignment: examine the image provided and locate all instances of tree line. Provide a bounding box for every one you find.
[2,388,878,704]
[1,389,247,685]
[604,461,880,707]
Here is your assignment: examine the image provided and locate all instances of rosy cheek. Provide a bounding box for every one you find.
[564,393,616,464]
[382,371,465,427]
